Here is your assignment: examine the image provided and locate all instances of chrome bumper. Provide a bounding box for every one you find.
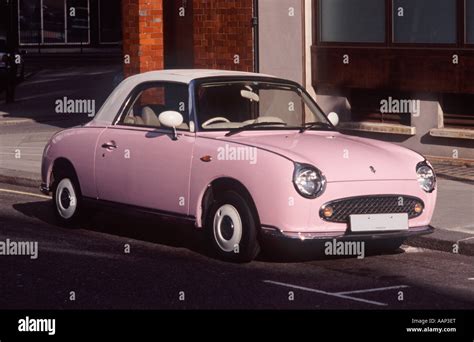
[261,225,434,241]
[40,182,50,195]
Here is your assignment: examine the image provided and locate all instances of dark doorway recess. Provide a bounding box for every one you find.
[164,0,194,69]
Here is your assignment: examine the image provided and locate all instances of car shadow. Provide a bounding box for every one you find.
[258,237,405,263]
[12,200,210,257]
[14,199,407,263]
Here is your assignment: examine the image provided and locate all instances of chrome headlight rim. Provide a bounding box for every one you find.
[416,160,436,193]
[293,163,327,199]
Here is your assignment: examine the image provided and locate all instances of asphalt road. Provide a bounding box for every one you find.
[0,182,473,310]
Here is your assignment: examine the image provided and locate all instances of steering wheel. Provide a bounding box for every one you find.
[202,117,231,127]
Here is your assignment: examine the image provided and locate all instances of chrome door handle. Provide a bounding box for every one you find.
[101,141,117,149]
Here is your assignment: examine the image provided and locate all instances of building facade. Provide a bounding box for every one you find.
[122,0,256,76]
[121,0,474,161]
[309,0,474,161]
[3,0,473,160]
[8,0,121,49]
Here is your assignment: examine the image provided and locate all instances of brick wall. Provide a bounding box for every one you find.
[193,0,254,71]
[122,0,255,77]
[122,0,164,77]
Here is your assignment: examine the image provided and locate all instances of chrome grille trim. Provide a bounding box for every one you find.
[319,195,424,223]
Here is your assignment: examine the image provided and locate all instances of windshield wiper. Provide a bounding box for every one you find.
[225,122,287,137]
[299,122,333,133]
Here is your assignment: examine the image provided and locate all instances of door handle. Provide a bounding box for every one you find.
[101,141,117,149]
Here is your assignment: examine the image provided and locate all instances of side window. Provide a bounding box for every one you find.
[119,83,190,130]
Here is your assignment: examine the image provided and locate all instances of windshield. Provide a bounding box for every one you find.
[195,81,333,132]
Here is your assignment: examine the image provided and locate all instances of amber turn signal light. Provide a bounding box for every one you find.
[323,206,334,218]
[414,202,424,214]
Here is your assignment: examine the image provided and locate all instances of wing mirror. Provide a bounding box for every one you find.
[159,111,184,141]
[328,112,339,127]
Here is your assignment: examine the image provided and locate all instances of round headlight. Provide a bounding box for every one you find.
[416,161,436,193]
[293,163,326,198]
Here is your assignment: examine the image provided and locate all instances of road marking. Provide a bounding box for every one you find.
[0,188,50,200]
[335,285,409,295]
[0,119,33,126]
[468,278,474,281]
[263,280,388,306]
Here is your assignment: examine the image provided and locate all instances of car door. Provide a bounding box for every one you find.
[94,82,194,216]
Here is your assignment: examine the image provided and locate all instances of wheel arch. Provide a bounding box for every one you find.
[198,177,260,229]
[50,157,82,195]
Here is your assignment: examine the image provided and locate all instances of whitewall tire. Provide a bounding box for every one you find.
[52,173,82,226]
[206,191,260,263]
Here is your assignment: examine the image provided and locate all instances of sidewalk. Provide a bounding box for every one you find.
[0,64,121,124]
[0,63,121,185]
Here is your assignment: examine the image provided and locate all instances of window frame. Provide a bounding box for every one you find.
[114,81,193,132]
[192,78,333,133]
[18,0,90,46]
[314,0,469,48]
[316,0,388,46]
[464,0,474,45]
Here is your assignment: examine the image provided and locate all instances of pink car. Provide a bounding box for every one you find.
[40,70,436,262]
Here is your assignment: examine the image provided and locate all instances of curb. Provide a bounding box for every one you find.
[0,115,74,126]
[0,169,41,188]
[436,174,474,184]
[406,228,474,257]
[428,156,474,167]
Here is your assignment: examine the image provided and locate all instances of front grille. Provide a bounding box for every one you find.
[319,195,423,223]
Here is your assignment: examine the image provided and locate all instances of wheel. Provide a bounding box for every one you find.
[206,191,260,262]
[52,172,83,227]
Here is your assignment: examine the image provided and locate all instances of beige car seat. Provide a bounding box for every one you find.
[141,106,161,127]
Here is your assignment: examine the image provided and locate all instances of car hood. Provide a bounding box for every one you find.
[219,131,424,182]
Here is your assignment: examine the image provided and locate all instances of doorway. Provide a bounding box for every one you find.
[163,0,194,69]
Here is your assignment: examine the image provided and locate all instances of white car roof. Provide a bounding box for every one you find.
[129,69,277,84]
[92,69,282,125]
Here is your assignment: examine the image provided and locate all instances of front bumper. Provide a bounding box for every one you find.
[261,225,434,241]
[40,182,51,195]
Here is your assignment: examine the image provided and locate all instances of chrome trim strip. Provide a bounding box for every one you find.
[261,225,434,241]
[319,194,425,223]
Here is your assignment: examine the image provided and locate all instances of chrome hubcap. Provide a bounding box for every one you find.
[55,178,77,220]
[213,204,242,252]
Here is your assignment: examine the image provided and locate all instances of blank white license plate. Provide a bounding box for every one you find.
[350,213,408,232]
